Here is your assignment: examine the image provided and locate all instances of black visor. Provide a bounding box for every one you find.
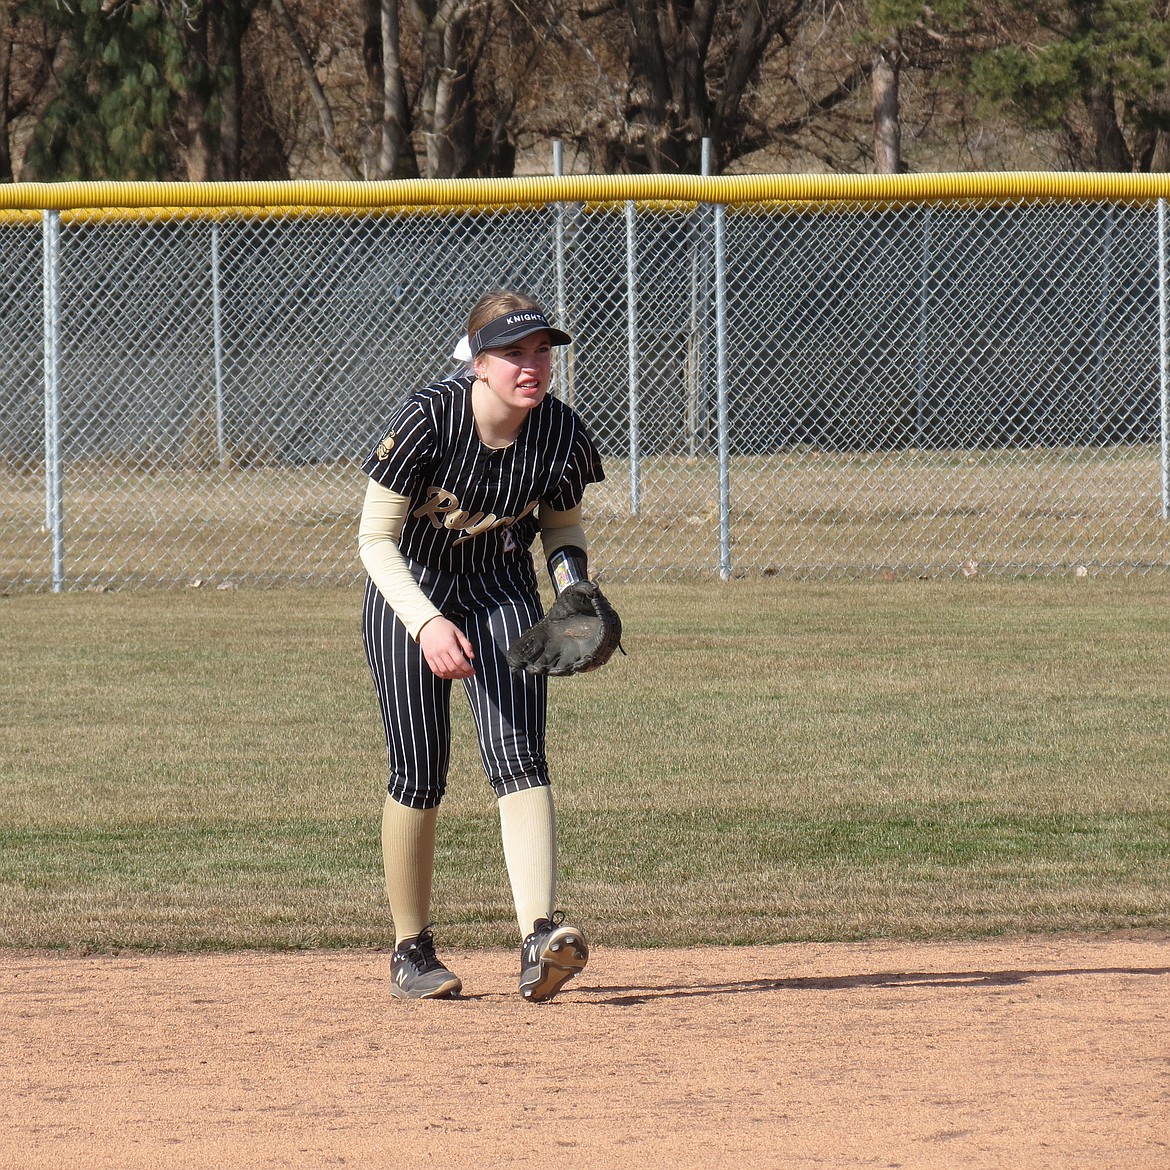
[469,311,571,356]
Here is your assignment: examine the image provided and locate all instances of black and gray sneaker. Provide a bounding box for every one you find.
[519,912,589,1003]
[389,928,462,1000]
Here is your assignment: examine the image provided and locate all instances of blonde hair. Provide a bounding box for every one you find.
[466,289,544,337]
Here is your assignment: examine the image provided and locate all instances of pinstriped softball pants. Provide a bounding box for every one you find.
[361,559,549,810]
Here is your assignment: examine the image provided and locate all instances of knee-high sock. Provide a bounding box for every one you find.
[381,795,438,945]
[498,785,557,938]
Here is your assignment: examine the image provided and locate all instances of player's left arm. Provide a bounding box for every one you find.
[537,503,589,595]
[510,503,622,676]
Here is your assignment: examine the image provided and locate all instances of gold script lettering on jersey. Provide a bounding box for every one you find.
[412,487,539,546]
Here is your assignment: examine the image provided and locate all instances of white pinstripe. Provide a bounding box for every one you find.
[362,563,547,809]
[361,373,602,810]
[364,374,600,575]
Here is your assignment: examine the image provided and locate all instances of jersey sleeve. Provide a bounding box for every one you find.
[361,397,435,496]
[541,419,604,513]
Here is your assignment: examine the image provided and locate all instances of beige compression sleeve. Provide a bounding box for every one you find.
[537,503,587,562]
[358,479,443,639]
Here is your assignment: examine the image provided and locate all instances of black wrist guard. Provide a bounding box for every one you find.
[547,546,588,594]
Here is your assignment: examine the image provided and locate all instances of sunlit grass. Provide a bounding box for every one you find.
[2,578,1168,950]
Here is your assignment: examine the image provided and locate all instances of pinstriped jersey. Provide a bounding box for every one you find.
[363,374,604,575]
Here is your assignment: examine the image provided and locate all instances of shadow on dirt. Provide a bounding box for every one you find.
[581,965,1170,1005]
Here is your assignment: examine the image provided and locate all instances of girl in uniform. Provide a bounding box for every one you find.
[358,289,603,1001]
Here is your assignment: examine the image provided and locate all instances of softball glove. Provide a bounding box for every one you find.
[506,580,624,676]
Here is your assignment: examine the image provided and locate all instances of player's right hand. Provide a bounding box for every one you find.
[418,617,476,679]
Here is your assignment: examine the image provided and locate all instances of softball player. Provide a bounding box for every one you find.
[359,289,603,1002]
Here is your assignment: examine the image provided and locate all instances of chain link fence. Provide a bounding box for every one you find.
[2,177,1168,592]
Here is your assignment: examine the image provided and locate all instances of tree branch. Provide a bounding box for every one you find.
[761,61,873,140]
[578,0,622,17]
[269,0,357,178]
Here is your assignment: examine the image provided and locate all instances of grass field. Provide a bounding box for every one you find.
[2,577,1168,952]
[3,444,1167,589]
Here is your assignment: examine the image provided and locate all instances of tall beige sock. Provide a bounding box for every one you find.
[381,795,438,945]
[498,785,557,938]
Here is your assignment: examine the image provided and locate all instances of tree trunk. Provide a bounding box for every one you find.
[624,0,681,172]
[361,0,384,177]
[408,0,476,178]
[1147,129,1170,172]
[1090,84,1133,171]
[183,9,213,182]
[670,0,716,169]
[418,22,448,177]
[216,0,248,181]
[380,0,416,177]
[872,38,902,175]
[1,3,13,183]
[270,0,355,177]
[363,0,416,178]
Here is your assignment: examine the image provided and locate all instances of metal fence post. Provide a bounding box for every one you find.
[625,200,641,515]
[687,140,712,458]
[715,201,730,580]
[552,141,575,407]
[42,209,64,592]
[1160,199,1169,520]
[210,220,228,467]
[915,207,932,448]
[1091,207,1114,444]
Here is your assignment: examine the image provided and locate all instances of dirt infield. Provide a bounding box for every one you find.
[4,935,1168,1169]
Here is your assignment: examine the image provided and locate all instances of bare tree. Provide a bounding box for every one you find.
[360,0,416,177]
[871,33,903,173]
[576,0,806,173]
[397,0,471,176]
[764,0,1000,174]
[270,0,358,176]
[353,0,571,178]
